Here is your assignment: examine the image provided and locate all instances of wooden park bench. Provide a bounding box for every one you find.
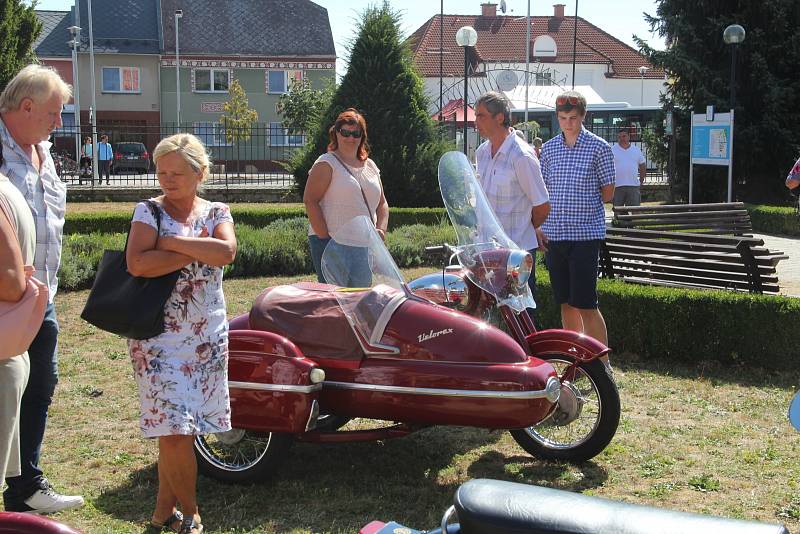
[612,202,753,235]
[599,227,788,294]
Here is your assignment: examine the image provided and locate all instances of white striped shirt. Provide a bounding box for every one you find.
[0,118,66,302]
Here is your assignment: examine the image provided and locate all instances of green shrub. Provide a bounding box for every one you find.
[746,204,800,237]
[64,206,449,235]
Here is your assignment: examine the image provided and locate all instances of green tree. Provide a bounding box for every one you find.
[636,1,800,202]
[0,0,43,91]
[289,2,451,207]
[276,77,335,135]
[219,79,258,172]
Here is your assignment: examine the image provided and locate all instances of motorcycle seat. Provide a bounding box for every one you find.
[453,479,789,534]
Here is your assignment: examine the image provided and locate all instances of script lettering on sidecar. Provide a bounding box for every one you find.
[417,328,454,343]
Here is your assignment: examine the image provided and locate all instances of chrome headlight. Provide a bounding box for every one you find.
[506,250,533,287]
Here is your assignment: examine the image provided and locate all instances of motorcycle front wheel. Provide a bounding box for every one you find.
[194,428,292,484]
[510,354,620,463]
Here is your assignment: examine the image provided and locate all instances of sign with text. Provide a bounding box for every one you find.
[201,102,225,113]
[691,112,732,166]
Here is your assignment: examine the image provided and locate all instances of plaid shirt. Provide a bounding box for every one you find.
[540,127,614,241]
[0,118,66,302]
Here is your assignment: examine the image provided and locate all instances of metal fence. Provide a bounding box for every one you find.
[50,122,304,189]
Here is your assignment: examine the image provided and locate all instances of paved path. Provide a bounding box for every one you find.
[754,232,800,297]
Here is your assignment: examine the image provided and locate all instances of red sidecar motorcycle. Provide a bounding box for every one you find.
[193,151,620,483]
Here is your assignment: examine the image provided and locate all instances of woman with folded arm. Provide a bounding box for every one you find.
[125,133,236,534]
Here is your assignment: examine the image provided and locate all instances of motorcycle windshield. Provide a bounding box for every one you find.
[438,151,535,312]
[321,216,408,348]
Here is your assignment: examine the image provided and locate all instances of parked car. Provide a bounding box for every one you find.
[113,142,150,174]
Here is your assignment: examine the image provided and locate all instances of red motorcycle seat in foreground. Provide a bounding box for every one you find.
[0,512,81,533]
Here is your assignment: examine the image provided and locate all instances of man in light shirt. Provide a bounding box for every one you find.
[0,65,84,514]
[474,91,550,299]
[611,127,646,206]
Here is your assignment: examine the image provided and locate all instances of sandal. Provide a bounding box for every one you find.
[179,516,204,534]
[149,511,183,532]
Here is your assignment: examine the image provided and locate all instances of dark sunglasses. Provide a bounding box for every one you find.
[338,128,362,138]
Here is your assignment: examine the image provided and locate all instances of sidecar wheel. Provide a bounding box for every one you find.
[194,428,292,484]
[511,355,620,463]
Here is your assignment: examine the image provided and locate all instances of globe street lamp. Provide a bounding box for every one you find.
[638,65,649,106]
[455,25,477,155]
[723,24,745,110]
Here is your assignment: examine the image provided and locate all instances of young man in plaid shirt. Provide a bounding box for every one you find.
[538,91,615,355]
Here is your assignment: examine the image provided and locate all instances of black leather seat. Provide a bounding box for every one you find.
[453,479,790,534]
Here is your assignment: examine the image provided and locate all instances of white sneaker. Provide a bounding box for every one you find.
[23,485,85,514]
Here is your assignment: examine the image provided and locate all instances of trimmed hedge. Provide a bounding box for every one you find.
[64,206,448,235]
[58,218,798,367]
[746,203,800,237]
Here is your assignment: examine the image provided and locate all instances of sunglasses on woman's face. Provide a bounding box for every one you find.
[338,128,362,138]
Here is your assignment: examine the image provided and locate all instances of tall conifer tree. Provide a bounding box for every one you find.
[0,0,42,91]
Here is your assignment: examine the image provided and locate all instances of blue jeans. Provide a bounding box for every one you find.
[4,303,59,505]
[308,235,371,287]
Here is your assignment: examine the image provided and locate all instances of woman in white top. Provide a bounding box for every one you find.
[304,108,389,285]
[0,174,35,487]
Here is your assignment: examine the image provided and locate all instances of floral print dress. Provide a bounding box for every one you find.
[128,199,233,438]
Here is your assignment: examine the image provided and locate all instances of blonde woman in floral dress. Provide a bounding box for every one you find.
[126,133,236,534]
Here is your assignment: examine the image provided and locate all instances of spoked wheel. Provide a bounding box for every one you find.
[511,354,620,463]
[194,428,292,483]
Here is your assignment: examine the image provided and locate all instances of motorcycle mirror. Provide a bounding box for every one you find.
[789,391,800,431]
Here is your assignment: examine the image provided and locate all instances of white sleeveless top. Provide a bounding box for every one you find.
[308,152,382,237]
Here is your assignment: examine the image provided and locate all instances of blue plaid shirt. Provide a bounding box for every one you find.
[0,118,66,302]
[540,127,614,241]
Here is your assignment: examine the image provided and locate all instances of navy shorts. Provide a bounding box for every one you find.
[545,240,601,309]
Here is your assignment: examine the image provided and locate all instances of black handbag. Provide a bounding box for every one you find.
[80,200,181,339]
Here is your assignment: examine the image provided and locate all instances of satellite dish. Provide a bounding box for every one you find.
[500,0,507,13]
[496,69,518,91]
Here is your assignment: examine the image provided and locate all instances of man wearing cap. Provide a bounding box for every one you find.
[538,90,615,357]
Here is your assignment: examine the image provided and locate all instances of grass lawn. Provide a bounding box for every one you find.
[15,270,800,533]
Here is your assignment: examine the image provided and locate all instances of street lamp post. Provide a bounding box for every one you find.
[455,25,477,156]
[175,10,183,129]
[723,23,745,203]
[87,0,98,185]
[638,65,649,106]
[67,25,81,167]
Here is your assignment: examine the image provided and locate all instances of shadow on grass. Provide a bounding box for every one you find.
[614,352,800,390]
[92,425,605,532]
[466,451,609,492]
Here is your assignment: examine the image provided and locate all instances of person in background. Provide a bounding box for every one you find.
[97,134,113,185]
[0,172,35,489]
[538,90,615,360]
[786,156,800,190]
[0,64,84,513]
[79,136,92,177]
[532,137,543,160]
[474,91,550,301]
[303,108,388,286]
[126,133,236,534]
[611,127,646,206]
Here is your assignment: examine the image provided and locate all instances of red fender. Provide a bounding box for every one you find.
[526,329,610,362]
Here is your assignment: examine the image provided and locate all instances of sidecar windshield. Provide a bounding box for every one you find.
[438,151,535,312]
[321,216,408,349]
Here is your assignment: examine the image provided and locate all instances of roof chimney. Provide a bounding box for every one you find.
[553,4,565,18]
[481,3,497,17]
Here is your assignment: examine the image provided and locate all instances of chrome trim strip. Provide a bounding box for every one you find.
[228,381,321,393]
[441,505,456,534]
[322,379,557,399]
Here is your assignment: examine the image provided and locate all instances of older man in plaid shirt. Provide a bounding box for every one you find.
[538,91,615,356]
[474,92,550,301]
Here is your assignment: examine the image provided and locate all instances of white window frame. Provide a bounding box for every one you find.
[193,121,232,147]
[533,35,557,57]
[193,68,230,93]
[534,72,553,86]
[266,69,304,94]
[269,121,305,147]
[101,66,141,94]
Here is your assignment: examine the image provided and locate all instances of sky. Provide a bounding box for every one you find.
[30,0,666,75]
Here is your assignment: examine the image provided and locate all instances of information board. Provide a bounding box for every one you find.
[691,113,732,166]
